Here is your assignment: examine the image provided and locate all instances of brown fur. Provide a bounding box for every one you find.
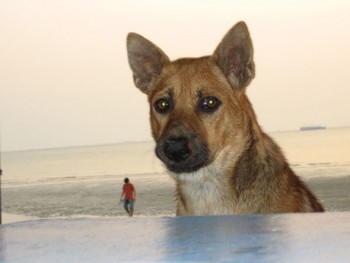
[126,21,324,215]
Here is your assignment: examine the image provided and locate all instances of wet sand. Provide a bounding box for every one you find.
[2,177,176,221]
[306,176,350,212]
[2,175,350,223]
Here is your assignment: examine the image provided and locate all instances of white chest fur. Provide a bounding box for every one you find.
[171,164,237,215]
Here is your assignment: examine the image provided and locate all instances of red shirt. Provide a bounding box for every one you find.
[123,183,135,200]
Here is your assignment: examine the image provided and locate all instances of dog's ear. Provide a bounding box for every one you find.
[127,33,170,94]
[213,21,255,91]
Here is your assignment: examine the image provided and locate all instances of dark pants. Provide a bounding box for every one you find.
[123,199,134,212]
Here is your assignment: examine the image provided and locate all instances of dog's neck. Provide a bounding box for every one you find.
[172,132,287,216]
[172,164,238,216]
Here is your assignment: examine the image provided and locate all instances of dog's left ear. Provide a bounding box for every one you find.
[213,21,255,91]
[127,33,170,94]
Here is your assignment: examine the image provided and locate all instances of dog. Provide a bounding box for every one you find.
[126,21,324,215]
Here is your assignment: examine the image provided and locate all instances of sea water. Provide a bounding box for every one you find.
[2,141,165,186]
[2,127,350,186]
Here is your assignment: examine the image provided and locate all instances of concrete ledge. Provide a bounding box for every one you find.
[1,212,350,262]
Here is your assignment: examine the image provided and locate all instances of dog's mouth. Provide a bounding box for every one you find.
[155,136,209,173]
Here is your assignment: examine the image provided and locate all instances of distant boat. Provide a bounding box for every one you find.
[300,126,326,131]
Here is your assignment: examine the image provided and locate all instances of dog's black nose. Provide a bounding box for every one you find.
[164,137,190,162]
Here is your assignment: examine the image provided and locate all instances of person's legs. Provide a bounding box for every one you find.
[128,200,134,217]
[123,200,130,214]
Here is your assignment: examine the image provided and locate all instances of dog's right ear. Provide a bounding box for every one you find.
[127,33,170,94]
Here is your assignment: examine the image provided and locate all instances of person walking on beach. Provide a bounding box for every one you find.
[120,178,136,217]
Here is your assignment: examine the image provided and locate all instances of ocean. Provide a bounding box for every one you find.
[1,127,350,219]
[2,127,350,185]
[2,141,166,186]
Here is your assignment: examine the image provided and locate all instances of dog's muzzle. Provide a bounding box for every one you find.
[155,135,209,173]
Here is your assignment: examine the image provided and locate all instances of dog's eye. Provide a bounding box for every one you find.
[200,96,221,113]
[154,98,171,114]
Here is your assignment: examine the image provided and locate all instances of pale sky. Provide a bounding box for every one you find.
[1,0,350,151]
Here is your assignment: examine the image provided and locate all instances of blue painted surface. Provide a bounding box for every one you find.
[1,212,350,262]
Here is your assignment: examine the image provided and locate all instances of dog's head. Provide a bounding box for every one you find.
[127,22,255,174]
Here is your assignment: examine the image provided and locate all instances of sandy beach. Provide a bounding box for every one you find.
[2,174,176,223]
[2,174,350,224]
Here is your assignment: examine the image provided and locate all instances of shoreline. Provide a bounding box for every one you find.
[2,172,349,189]
[2,213,38,224]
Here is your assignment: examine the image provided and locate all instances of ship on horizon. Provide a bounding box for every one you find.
[300,125,327,131]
